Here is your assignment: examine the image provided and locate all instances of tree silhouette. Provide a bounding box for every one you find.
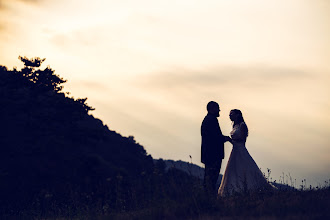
[18,56,67,92]
[19,56,45,68]
[14,56,95,113]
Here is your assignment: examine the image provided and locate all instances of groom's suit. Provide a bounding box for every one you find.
[201,113,226,193]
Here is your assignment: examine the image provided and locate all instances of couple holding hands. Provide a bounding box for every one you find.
[201,101,275,197]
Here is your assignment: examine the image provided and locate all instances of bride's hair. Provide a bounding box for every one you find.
[231,109,248,137]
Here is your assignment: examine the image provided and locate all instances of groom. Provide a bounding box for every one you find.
[201,101,230,194]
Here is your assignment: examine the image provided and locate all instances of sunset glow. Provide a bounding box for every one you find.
[1,0,329,186]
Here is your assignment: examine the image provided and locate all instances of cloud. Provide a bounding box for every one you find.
[0,0,45,35]
[16,0,43,4]
[131,66,311,91]
[0,0,7,11]
[19,0,41,2]
[51,30,100,52]
[67,80,111,94]
[0,0,43,9]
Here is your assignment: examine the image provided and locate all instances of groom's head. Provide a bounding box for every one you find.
[207,101,220,117]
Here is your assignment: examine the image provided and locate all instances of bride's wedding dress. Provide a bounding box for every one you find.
[218,122,275,196]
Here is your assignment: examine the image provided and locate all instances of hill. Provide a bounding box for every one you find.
[156,159,205,179]
[0,57,159,215]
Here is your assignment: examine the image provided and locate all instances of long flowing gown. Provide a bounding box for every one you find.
[218,122,275,196]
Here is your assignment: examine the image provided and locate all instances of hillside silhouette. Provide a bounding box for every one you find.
[0,57,203,217]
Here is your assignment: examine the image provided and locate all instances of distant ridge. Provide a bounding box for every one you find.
[160,159,205,179]
[154,159,295,190]
[154,159,223,187]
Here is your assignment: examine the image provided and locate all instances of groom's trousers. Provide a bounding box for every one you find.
[204,160,222,194]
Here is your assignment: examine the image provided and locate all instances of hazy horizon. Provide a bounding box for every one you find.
[1,0,329,186]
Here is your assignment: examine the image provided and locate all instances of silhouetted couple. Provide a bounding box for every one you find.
[201,101,275,197]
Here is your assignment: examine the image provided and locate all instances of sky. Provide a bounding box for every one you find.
[0,0,329,187]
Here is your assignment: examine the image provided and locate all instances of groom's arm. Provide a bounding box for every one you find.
[224,136,232,143]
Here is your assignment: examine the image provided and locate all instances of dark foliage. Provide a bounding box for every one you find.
[104,186,330,220]
[18,56,67,92]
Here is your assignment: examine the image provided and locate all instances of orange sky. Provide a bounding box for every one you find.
[1,0,329,186]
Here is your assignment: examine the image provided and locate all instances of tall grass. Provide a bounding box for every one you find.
[102,178,330,220]
[1,165,329,219]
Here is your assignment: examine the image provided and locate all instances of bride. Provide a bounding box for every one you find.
[218,109,276,196]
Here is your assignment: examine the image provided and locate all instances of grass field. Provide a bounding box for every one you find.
[98,185,330,220]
